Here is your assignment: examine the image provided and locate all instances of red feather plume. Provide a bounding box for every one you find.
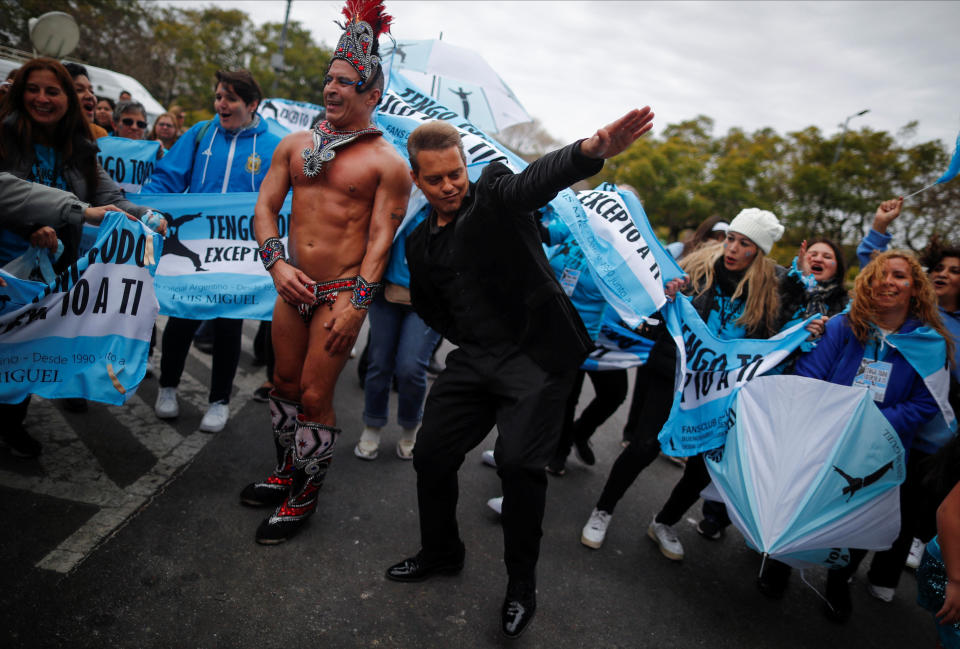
[342,0,393,36]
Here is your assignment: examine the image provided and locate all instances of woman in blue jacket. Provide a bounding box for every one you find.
[142,69,282,433]
[795,249,953,622]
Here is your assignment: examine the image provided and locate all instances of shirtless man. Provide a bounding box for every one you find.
[245,2,409,544]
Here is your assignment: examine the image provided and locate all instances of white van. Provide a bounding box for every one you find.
[0,46,167,124]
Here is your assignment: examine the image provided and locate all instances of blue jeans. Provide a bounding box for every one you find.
[363,295,441,429]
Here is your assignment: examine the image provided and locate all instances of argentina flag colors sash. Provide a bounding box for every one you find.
[0,212,162,405]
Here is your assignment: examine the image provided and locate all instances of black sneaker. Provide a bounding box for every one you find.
[545,458,566,476]
[696,518,724,541]
[2,426,41,458]
[573,438,596,466]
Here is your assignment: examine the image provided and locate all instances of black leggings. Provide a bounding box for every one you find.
[552,369,628,461]
[159,317,242,404]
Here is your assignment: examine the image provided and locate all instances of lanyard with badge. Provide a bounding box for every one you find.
[852,331,893,402]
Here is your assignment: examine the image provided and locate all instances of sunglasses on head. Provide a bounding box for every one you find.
[121,118,147,128]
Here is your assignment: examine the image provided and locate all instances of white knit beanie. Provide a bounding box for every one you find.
[728,208,784,254]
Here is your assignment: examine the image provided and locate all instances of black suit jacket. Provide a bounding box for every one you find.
[406,142,601,373]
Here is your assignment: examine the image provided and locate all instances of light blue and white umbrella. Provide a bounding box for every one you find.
[703,374,907,569]
[381,38,532,133]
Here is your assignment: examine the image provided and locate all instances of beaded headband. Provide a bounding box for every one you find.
[332,0,393,88]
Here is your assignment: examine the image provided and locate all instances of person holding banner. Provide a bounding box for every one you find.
[143,69,282,434]
[247,1,409,544]
[793,249,953,622]
[581,208,799,560]
[0,57,153,457]
[384,109,654,638]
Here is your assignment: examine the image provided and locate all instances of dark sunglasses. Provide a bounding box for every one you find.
[121,118,147,128]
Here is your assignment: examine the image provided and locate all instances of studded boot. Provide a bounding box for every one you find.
[239,392,300,507]
[255,416,339,545]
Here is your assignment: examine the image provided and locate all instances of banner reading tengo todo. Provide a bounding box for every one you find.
[0,213,162,405]
[128,191,293,320]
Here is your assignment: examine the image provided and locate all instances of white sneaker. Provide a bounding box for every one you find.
[906,537,924,570]
[867,582,896,602]
[154,387,179,419]
[581,509,612,549]
[199,401,229,433]
[481,449,497,468]
[487,496,503,515]
[648,518,684,560]
[354,428,380,460]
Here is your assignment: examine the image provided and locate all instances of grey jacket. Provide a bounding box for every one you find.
[0,172,89,228]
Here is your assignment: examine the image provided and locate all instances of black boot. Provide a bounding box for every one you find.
[255,417,339,544]
[240,392,299,507]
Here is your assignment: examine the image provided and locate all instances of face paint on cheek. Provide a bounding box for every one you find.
[744,250,753,257]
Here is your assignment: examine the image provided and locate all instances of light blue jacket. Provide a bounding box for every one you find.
[141,115,281,194]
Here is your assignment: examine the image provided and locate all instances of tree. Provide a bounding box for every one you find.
[248,21,333,105]
[493,118,562,160]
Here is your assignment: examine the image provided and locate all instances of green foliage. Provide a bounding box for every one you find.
[0,1,332,121]
[602,115,959,268]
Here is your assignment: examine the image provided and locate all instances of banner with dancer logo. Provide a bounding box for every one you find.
[260,98,325,134]
[0,212,162,405]
[127,192,292,320]
[660,295,817,456]
[97,136,163,192]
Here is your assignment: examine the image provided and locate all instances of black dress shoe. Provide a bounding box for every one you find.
[501,578,536,639]
[573,437,596,466]
[385,548,464,582]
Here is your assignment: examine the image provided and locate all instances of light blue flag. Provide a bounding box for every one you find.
[581,310,655,371]
[887,325,957,443]
[704,375,906,568]
[260,98,324,134]
[660,295,817,456]
[938,130,960,184]
[97,136,162,192]
[128,192,292,320]
[0,212,162,405]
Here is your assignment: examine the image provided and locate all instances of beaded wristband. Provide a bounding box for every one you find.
[258,237,285,270]
[349,275,381,310]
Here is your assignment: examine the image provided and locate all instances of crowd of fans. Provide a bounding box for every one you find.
[1,56,959,646]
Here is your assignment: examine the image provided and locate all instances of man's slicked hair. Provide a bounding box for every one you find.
[407,121,466,175]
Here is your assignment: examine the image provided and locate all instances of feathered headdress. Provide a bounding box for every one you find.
[332,0,393,89]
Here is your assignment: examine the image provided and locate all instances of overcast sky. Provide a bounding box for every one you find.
[164,0,959,147]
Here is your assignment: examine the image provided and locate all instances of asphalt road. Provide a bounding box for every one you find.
[0,320,937,648]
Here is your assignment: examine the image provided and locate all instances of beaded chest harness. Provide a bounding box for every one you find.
[301,120,383,177]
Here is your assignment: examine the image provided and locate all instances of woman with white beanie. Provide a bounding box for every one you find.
[581,207,793,560]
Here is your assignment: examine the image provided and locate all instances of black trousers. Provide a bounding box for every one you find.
[552,368,628,462]
[597,341,676,513]
[159,317,243,404]
[412,341,576,581]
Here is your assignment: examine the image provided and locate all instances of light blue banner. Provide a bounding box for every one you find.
[97,136,163,192]
[0,212,162,404]
[581,311,655,371]
[660,295,817,456]
[127,192,292,320]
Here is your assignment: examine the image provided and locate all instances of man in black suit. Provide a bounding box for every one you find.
[385,109,654,638]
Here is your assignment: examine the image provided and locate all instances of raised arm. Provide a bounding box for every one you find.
[323,152,412,355]
[491,107,654,213]
[254,136,316,307]
[856,198,901,267]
